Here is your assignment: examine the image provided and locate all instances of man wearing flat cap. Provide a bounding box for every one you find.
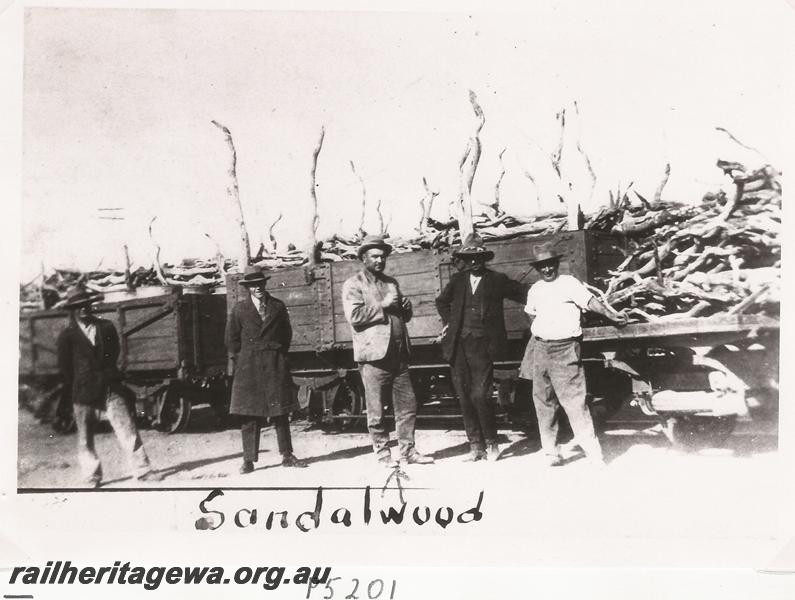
[435,233,529,462]
[519,243,627,467]
[342,235,434,467]
[57,287,158,487]
[226,265,307,474]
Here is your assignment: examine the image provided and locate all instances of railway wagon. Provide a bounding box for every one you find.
[227,230,626,420]
[19,228,779,441]
[18,289,229,432]
[228,228,779,442]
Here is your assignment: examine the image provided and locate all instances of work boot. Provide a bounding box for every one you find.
[377,453,398,468]
[463,449,486,462]
[239,460,255,474]
[137,470,164,483]
[281,453,308,468]
[486,443,501,462]
[402,449,434,465]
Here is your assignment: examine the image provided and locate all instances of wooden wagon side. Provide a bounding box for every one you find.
[18,290,229,433]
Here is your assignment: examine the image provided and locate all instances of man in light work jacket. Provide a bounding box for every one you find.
[342,235,434,467]
[519,243,628,467]
[435,233,529,462]
[226,265,307,474]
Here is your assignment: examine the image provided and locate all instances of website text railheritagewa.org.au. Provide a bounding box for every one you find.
[8,561,331,591]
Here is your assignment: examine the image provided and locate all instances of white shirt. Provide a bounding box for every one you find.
[469,273,482,293]
[524,275,593,340]
[77,320,97,345]
[249,291,267,317]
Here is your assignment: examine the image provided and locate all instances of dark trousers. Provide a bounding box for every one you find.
[240,415,292,462]
[531,338,602,459]
[451,335,497,451]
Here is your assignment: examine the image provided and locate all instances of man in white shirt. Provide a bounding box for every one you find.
[521,243,627,466]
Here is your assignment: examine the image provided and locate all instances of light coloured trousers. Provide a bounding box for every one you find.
[531,338,603,459]
[359,362,417,458]
[74,391,151,485]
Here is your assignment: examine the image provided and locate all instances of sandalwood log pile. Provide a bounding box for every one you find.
[19,259,235,310]
[21,158,781,323]
[590,160,781,322]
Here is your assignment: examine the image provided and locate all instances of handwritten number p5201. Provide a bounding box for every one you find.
[345,577,360,599]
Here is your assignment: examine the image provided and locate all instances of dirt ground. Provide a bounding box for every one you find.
[17,403,778,491]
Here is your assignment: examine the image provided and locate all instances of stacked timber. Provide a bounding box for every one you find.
[590,161,781,322]
[20,159,780,322]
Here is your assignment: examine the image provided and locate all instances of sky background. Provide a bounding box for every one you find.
[19,1,794,279]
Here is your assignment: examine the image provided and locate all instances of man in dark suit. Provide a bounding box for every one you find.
[435,234,528,462]
[226,265,307,474]
[57,287,158,487]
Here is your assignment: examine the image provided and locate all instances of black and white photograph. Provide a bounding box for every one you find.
[2,1,794,598]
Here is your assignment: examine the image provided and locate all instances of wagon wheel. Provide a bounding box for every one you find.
[155,385,192,434]
[662,415,737,448]
[333,380,364,432]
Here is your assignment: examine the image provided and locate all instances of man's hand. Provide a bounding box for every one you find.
[380,291,399,309]
[612,311,629,327]
[441,324,449,337]
[227,357,236,377]
[401,297,412,312]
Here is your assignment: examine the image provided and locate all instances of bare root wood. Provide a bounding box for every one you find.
[268,213,283,253]
[148,217,170,286]
[418,176,439,233]
[211,120,250,269]
[551,108,565,178]
[573,102,597,210]
[653,162,671,206]
[308,126,325,266]
[522,168,542,213]
[483,147,507,218]
[123,245,134,291]
[375,198,386,235]
[204,233,227,275]
[350,160,367,237]
[454,90,485,241]
[715,127,766,160]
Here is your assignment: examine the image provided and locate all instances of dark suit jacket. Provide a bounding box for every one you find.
[435,269,528,363]
[57,317,122,408]
[225,294,295,418]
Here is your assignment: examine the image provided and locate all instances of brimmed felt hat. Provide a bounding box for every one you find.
[63,287,103,309]
[357,235,393,259]
[452,233,495,261]
[529,243,564,265]
[238,265,271,286]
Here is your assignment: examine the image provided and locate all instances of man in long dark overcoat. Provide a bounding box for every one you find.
[226,265,307,474]
[435,233,529,462]
[57,287,158,487]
